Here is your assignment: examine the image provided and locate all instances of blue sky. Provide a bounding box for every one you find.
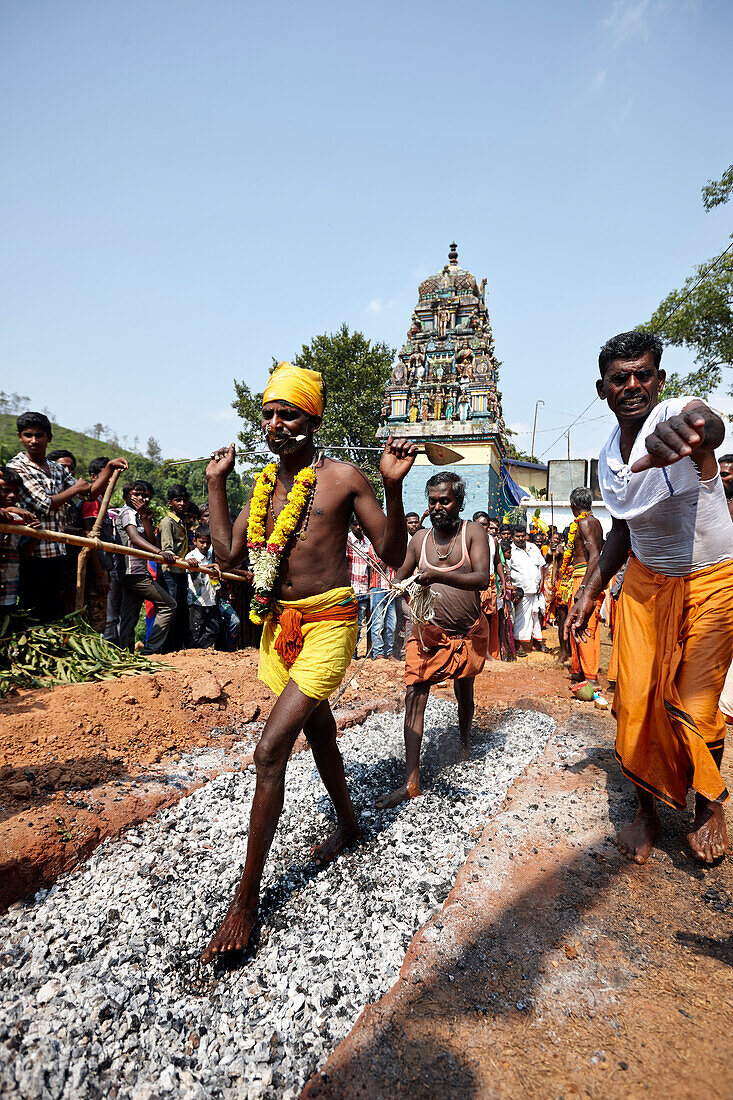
[2,0,731,461]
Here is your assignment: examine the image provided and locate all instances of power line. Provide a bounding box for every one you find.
[651,239,733,331]
[512,413,612,437]
[524,239,733,462]
[537,396,600,459]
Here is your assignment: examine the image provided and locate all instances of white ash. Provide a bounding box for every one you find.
[0,700,553,1100]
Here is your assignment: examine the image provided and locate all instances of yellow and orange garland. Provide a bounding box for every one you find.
[247,461,316,624]
[557,511,590,603]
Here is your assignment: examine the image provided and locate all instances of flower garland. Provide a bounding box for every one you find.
[247,461,316,624]
[557,510,590,600]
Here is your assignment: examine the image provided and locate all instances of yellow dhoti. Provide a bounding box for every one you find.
[613,557,733,809]
[258,586,358,702]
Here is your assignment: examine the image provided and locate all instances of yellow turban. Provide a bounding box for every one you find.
[262,361,324,418]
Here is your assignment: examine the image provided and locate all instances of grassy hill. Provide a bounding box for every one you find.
[0,414,138,471]
[0,413,248,513]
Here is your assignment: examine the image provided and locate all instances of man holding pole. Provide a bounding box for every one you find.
[8,411,127,622]
[117,481,179,654]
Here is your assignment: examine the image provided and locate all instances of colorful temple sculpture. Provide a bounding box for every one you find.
[378,243,519,517]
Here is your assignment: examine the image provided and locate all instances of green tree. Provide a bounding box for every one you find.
[232,324,395,493]
[641,164,733,400]
[146,436,163,463]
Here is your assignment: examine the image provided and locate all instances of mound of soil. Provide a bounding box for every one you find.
[0,650,406,908]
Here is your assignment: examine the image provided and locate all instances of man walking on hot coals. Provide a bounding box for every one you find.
[376,472,490,809]
[203,361,416,963]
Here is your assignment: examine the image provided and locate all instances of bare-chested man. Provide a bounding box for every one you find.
[567,330,733,866]
[202,361,416,963]
[377,472,490,809]
[565,486,604,688]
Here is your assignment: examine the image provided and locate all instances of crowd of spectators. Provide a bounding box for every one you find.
[0,411,243,652]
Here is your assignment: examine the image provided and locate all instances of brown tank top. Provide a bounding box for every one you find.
[418,521,481,635]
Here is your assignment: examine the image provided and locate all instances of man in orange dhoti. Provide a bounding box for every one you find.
[377,473,490,809]
[565,487,604,687]
[474,511,505,659]
[568,331,733,865]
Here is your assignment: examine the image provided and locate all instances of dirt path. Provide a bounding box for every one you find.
[0,650,406,908]
[303,637,733,1099]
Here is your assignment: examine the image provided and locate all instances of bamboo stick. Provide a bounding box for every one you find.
[0,523,249,585]
[74,467,122,610]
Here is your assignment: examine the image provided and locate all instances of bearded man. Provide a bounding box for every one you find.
[203,361,416,963]
[567,331,733,866]
[377,472,490,809]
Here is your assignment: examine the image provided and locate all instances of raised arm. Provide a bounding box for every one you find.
[631,399,725,480]
[352,435,417,568]
[87,457,129,501]
[205,444,252,571]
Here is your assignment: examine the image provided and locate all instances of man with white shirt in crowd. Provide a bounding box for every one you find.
[509,524,546,655]
[567,329,733,866]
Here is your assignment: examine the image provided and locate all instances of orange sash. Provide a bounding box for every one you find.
[274,600,357,667]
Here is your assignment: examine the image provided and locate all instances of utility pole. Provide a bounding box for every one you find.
[531,399,544,460]
[567,431,571,460]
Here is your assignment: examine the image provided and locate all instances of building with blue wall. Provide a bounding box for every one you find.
[377,244,518,519]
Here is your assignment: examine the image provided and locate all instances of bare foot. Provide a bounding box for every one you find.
[311,823,361,866]
[201,899,257,965]
[376,781,421,810]
[570,672,585,683]
[613,808,660,864]
[458,743,471,762]
[687,799,729,864]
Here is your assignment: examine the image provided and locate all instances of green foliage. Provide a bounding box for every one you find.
[0,413,138,473]
[0,392,31,415]
[702,165,733,211]
[0,414,248,517]
[232,324,395,495]
[642,164,733,402]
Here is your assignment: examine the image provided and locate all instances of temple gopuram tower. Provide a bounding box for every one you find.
[377,243,510,517]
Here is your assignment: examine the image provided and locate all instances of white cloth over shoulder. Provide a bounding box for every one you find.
[598,396,699,520]
[598,396,733,576]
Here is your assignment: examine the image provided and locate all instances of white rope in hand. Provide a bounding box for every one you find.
[391,570,439,625]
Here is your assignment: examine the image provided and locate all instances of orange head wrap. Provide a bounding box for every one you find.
[262,361,325,419]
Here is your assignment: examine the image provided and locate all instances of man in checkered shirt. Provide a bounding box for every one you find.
[8,411,126,621]
[346,515,371,655]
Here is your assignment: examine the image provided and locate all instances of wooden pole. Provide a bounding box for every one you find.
[74,468,122,610]
[0,523,249,585]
